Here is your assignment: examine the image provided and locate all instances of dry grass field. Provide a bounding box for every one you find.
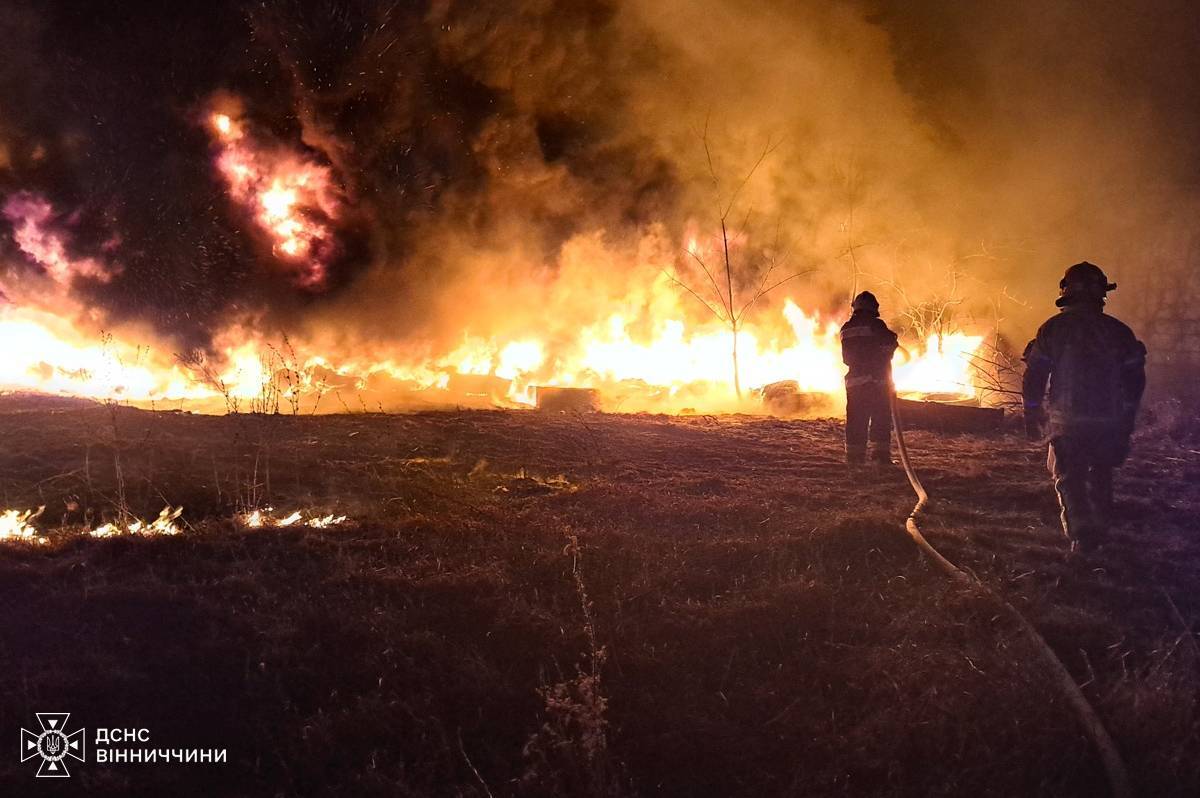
[0,395,1196,796]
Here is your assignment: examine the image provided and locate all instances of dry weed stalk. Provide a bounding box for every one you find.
[520,532,628,797]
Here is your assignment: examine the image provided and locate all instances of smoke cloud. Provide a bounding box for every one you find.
[2,0,1198,387]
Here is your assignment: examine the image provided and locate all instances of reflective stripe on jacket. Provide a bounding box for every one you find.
[840,311,899,385]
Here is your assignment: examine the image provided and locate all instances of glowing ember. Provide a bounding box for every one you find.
[208,111,341,288]
[0,507,46,543]
[90,506,184,538]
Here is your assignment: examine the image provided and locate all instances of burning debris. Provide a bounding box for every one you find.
[535,386,600,413]
[757,381,834,417]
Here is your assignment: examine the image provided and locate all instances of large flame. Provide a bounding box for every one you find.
[0,147,984,414]
[0,289,982,413]
[208,111,341,289]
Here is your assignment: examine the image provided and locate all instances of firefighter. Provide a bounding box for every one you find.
[1022,262,1147,553]
[840,291,899,465]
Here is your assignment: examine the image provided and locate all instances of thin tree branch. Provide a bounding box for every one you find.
[687,249,730,315]
[702,113,719,192]
[737,270,815,321]
[721,219,735,323]
[663,269,728,323]
[722,136,778,220]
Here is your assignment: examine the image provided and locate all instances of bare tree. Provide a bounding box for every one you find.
[878,252,1034,405]
[965,288,1032,409]
[665,125,810,399]
[875,266,967,349]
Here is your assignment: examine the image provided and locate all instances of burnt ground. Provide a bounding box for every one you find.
[0,396,1197,797]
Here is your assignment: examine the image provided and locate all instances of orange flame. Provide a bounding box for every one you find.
[0,290,983,412]
[0,507,46,543]
[208,112,341,288]
[2,177,984,414]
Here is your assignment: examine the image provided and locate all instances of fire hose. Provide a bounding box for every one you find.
[889,393,1132,798]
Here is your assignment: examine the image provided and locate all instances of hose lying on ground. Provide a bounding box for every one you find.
[889,394,1132,798]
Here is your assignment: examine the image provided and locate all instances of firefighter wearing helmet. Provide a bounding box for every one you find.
[1022,262,1147,553]
[840,291,899,465]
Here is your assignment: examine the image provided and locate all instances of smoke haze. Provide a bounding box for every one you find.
[1,0,1197,389]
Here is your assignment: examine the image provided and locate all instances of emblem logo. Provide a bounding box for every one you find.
[20,713,86,778]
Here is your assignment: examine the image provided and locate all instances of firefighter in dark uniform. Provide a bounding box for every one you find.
[840,291,899,465]
[1022,262,1147,552]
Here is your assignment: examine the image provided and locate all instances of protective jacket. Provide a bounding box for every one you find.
[1022,302,1146,440]
[840,311,899,387]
